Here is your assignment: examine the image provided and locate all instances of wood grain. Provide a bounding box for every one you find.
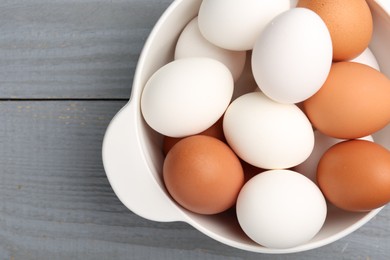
[0,101,389,259]
[0,0,173,99]
[0,0,389,259]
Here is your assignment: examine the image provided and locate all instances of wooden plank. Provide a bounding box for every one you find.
[0,101,389,259]
[0,0,173,99]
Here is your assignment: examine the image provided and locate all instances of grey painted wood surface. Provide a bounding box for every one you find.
[0,0,172,99]
[0,0,389,259]
[0,101,389,260]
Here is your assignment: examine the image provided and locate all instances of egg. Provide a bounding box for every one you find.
[303,61,390,139]
[198,0,290,51]
[236,170,327,249]
[252,8,332,104]
[223,92,314,169]
[294,131,373,184]
[175,17,246,82]
[317,140,390,212]
[141,57,233,137]
[297,0,373,61]
[163,135,244,215]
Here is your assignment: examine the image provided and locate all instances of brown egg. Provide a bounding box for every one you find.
[317,140,390,212]
[303,62,390,139]
[297,0,373,61]
[163,135,244,215]
[162,116,225,155]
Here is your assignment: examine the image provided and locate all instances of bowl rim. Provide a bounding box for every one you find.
[103,0,390,254]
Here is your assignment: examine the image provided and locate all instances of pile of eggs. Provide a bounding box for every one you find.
[140,0,390,249]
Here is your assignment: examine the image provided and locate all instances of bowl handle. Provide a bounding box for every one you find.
[102,102,185,222]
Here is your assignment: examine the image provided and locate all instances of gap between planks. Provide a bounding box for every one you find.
[0,98,128,101]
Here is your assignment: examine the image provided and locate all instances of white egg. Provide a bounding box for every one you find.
[350,48,380,71]
[223,92,314,169]
[294,131,374,184]
[141,57,233,137]
[236,170,327,249]
[175,17,246,82]
[252,8,332,104]
[198,0,290,51]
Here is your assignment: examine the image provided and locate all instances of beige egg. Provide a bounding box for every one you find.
[298,0,373,61]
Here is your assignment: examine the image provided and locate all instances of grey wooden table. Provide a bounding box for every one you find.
[0,1,389,259]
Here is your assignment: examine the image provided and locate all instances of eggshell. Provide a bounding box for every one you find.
[236,170,327,249]
[175,17,246,82]
[298,0,373,61]
[294,131,373,184]
[303,62,390,139]
[252,8,332,104]
[141,57,233,137]
[223,92,314,169]
[198,0,290,51]
[163,135,244,215]
[317,140,390,212]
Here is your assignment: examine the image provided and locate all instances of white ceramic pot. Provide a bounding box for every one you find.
[102,0,390,253]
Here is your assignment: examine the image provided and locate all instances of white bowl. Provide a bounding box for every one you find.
[102,0,390,253]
